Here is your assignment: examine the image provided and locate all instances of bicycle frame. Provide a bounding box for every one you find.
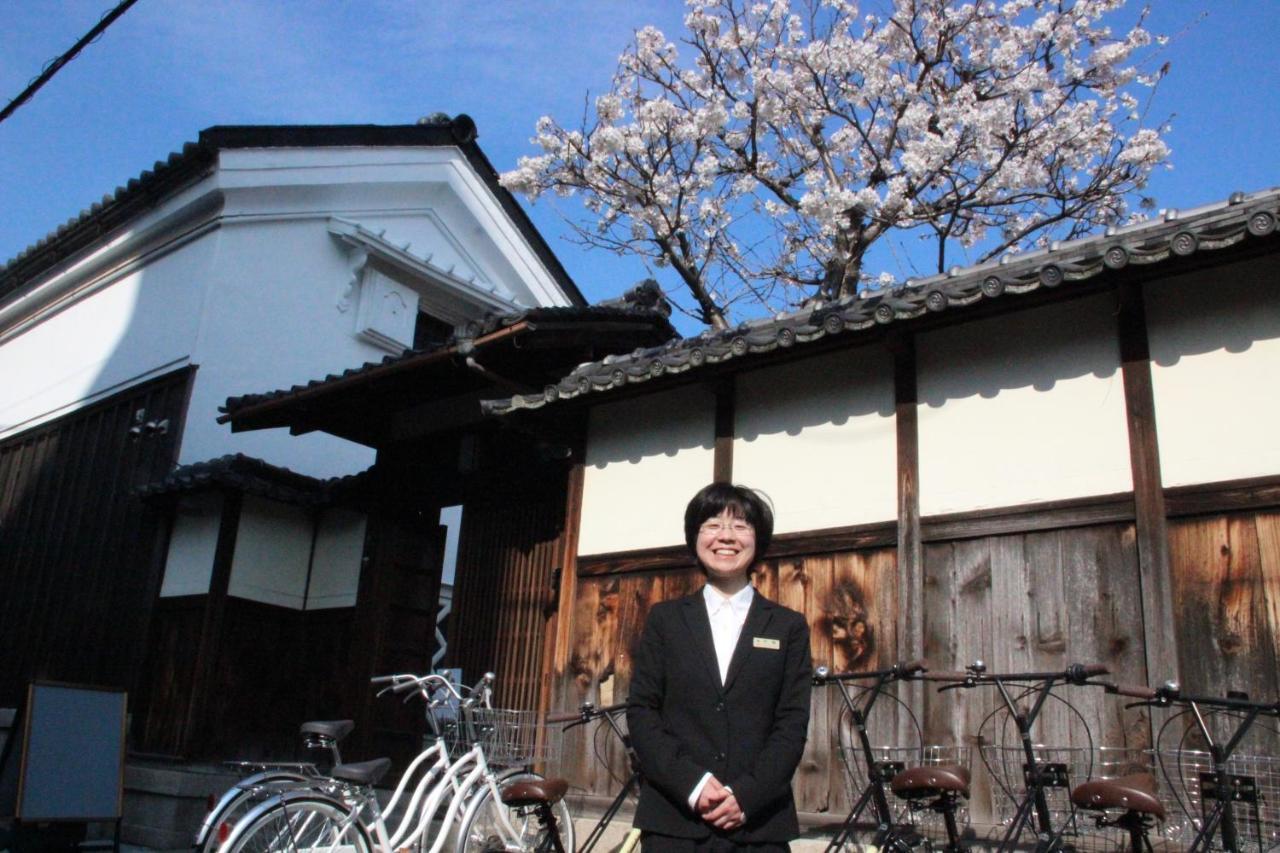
[1144,684,1280,853]
[814,660,927,852]
[939,661,1107,852]
[549,701,640,853]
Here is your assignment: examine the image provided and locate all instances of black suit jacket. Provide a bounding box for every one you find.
[627,588,813,842]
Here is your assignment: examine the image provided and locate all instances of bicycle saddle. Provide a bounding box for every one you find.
[300,719,355,740]
[501,777,570,807]
[330,757,392,786]
[1070,773,1165,819]
[890,764,971,798]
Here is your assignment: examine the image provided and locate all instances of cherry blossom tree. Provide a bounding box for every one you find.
[502,0,1170,329]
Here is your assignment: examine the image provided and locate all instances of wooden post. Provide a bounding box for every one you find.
[892,335,924,735]
[183,489,241,756]
[1118,282,1181,685]
[713,378,735,484]
[541,443,586,716]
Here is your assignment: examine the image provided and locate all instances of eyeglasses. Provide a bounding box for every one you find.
[698,519,755,537]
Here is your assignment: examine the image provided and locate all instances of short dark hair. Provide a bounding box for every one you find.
[684,482,775,565]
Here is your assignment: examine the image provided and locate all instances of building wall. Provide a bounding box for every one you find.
[0,231,213,438]
[916,292,1134,515]
[579,383,717,555]
[1147,254,1280,487]
[734,345,897,533]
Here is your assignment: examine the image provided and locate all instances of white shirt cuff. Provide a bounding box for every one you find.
[688,772,713,809]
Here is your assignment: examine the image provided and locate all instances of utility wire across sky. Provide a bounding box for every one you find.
[0,0,140,127]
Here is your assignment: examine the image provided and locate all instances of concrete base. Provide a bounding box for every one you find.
[121,759,240,852]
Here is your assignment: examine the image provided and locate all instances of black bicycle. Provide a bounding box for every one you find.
[815,660,971,852]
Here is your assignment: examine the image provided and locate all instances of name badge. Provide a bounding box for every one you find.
[753,637,780,650]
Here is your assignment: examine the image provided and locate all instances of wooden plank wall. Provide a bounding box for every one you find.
[0,367,191,709]
[554,546,900,821]
[553,509,1280,825]
[447,484,567,711]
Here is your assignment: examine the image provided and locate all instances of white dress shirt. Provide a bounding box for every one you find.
[688,583,754,809]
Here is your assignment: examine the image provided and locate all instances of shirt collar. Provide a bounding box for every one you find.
[703,582,754,615]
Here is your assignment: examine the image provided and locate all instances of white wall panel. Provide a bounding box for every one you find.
[306,508,366,610]
[579,384,716,555]
[0,238,209,438]
[917,293,1133,515]
[1148,256,1280,487]
[734,347,896,533]
[228,496,313,609]
[159,493,223,597]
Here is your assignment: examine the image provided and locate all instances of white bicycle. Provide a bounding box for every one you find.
[218,672,573,853]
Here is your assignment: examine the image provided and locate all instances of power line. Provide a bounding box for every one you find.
[0,0,141,126]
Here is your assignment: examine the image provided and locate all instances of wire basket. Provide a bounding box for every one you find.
[838,745,972,838]
[981,745,1154,850]
[1154,749,1280,851]
[443,709,562,767]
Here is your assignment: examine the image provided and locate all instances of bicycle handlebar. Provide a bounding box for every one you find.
[1104,682,1158,700]
[934,662,1110,690]
[1142,681,1280,713]
[812,659,928,684]
[547,700,628,725]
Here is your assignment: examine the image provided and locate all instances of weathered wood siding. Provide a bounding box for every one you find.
[1169,510,1280,699]
[0,367,191,709]
[556,546,899,819]
[447,485,568,711]
[921,522,1151,822]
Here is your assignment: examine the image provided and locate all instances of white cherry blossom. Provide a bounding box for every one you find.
[501,0,1170,329]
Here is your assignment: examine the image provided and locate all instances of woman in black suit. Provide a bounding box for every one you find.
[627,483,813,852]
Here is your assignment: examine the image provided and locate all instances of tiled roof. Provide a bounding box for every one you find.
[1,115,585,307]
[484,187,1280,416]
[134,453,369,506]
[218,302,676,422]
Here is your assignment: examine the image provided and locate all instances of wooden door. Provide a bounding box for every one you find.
[351,510,446,771]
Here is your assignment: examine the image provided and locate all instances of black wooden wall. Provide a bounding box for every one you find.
[0,367,192,708]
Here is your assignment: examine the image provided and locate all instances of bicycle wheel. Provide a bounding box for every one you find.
[225,795,371,853]
[196,771,312,853]
[456,773,575,853]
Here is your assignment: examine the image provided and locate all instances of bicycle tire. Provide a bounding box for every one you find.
[224,794,371,853]
[195,770,312,853]
[455,772,575,853]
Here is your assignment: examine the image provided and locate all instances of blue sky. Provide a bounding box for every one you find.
[2,1,1277,335]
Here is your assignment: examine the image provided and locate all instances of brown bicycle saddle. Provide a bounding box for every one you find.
[890,764,971,798]
[1070,772,1166,819]
[500,776,570,807]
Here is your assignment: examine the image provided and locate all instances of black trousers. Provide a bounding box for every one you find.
[640,832,790,853]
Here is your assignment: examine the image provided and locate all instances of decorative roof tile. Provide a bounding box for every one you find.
[2,116,585,307]
[485,187,1280,415]
[134,453,369,506]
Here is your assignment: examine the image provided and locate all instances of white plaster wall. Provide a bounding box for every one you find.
[916,292,1133,515]
[159,492,223,597]
[734,347,897,533]
[579,384,716,555]
[181,219,383,478]
[1147,255,1280,487]
[0,234,212,438]
[215,147,572,310]
[306,508,366,610]
[227,496,313,609]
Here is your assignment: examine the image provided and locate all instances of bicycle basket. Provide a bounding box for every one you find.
[1155,748,1280,851]
[445,708,562,767]
[981,744,1153,851]
[838,745,972,838]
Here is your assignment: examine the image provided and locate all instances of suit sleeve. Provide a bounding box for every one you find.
[627,607,708,807]
[727,611,812,818]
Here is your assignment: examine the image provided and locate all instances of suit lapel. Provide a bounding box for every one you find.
[723,592,774,692]
[680,591,724,692]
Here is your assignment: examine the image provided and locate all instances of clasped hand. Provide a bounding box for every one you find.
[695,775,744,831]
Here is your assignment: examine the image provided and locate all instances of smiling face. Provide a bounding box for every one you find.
[695,509,757,592]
